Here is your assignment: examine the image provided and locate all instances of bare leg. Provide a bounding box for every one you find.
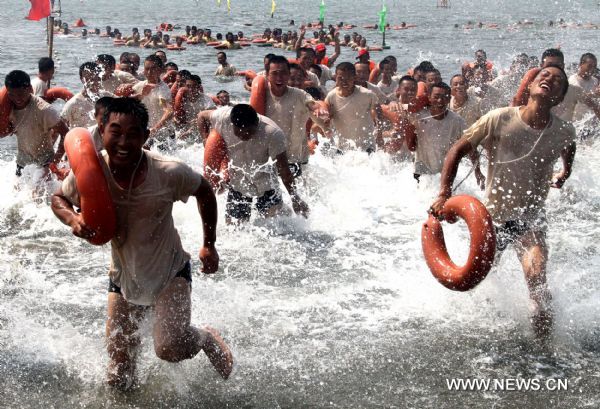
[106,292,144,389]
[153,277,233,379]
[515,230,552,340]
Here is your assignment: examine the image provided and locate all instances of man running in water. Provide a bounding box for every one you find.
[51,97,233,389]
[430,65,576,339]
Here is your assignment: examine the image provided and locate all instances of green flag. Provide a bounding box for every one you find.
[319,0,326,23]
[378,3,387,33]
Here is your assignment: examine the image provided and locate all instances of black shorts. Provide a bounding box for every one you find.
[495,220,530,252]
[225,189,282,220]
[108,261,192,294]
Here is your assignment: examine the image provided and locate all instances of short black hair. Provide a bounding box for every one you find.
[415,61,435,73]
[305,86,322,100]
[102,97,149,130]
[145,54,164,69]
[230,104,259,128]
[94,96,113,116]
[296,46,316,58]
[165,62,178,71]
[119,52,130,63]
[217,89,229,96]
[309,64,322,76]
[79,62,100,79]
[541,48,564,64]
[38,57,54,73]
[96,54,116,69]
[178,69,192,80]
[217,51,227,58]
[450,74,465,84]
[5,70,31,88]
[398,75,417,85]
[580,53,597,64]
[188,74,202,85]
[266,55,291,73]
[379,58,393,70]
[430,81,451,96]
[335,62,356,76]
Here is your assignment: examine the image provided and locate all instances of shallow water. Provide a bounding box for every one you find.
[1,1,600,408]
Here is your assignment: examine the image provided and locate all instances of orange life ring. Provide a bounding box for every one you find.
[421,195,496,291]
[249,75,267,115]
[64,128,116,245]
[44,87,74,104]
[73,18,86,28]
[213,43,229,50]
[203,129,230,190]
[114,84,135,97]
[186,39,200,44]
[238,37,251,42]
[0,87,14,137]
[167,45,186,51]
[368,47,383,52]
[239,42,251,47]
[173,86,190,123]
[206,41,221,47]
[113,40,127,45]
[251,38,267,43]
[368,66,381,83]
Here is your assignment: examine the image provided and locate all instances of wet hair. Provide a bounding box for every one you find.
[96,54,116,69]
[305,86,323,100]
[145,54,164,69]
[79,61,100,79]
[580,53,597,64]
[165,62,178,71]
[289,62,304,72]
[230,104,259,128]
[475,49,487,57]
[119,52,130,63]
[264,53,276,63]
[5,70,31,88]
[38,57,54,73]
[540,64,570,96]
[94,96,113,116]
[415,61,435,73]
[335,62,356,76]
[398,75,418,85]
[541,48,564,64]
[217,51,227,59]
[296,46,316,58]
[266,55,291,72]
[430,81,451,96]
[379,59,393,70]
[188,74,202,85]
[177,69,192,80]
[217,89,229,96]
[426,68,442,78]
[309,64,322,76]
[102,97,149,130]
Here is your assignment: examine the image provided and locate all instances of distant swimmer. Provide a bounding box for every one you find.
[51,97,233,390]
[2,70,70,178]
[215,52,237,77]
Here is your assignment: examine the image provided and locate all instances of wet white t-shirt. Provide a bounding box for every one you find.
[410,109,466,175]
[62,150,203,306]
[30,77,48,97]
[450,95,482,127]
[569,73,599,121]
[9,95,60,166]
[266,86,314,163]
[325,85,378,151]
[210,106,287,196]
[133,80,172,128]
[464,106,576,224]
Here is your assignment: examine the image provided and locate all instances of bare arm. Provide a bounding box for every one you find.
[275,152,309,217]
[197,110,213,141]
[293,28,305,51]
[327,32,341,67]
[551,141,576,188]
[151,101,173,133]
[429,138,474,217]
[51,187,96,240]
[51,119,70,164]
[194,176,220,274]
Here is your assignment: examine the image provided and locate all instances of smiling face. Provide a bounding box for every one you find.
[7,86,32,109]
[288,67,306,89]
[100,113,149,169]
[579,57,597,79]
[396,79,417,104]
[267,62,291,97]
[529,66,567,106]
[335,69,356,95]
[450,75,467,98]
[429,86,450,111]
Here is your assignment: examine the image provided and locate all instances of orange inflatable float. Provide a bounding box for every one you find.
[368,66,381,83]
[251,38,267,43]
[421,195,496,291]
[44,87,74,104]
[203,129,230,190]
[167,45,186,51]
[249,74,267,115]
[64,128,116,245]
[73,18,86,28]
[0,87,14,137]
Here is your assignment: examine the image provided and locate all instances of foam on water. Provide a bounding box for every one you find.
[1,0,600,407]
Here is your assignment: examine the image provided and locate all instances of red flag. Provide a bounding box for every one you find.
[26,0,51,21]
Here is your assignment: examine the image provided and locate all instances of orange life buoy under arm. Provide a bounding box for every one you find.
[64,127,117,245]
[203,129,230,190]
[421,195,496,291]
[0,87,14,137]
[44,87,74,104]
[249,75,267,116]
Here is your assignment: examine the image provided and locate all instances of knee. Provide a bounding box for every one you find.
[154,339,185,363]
